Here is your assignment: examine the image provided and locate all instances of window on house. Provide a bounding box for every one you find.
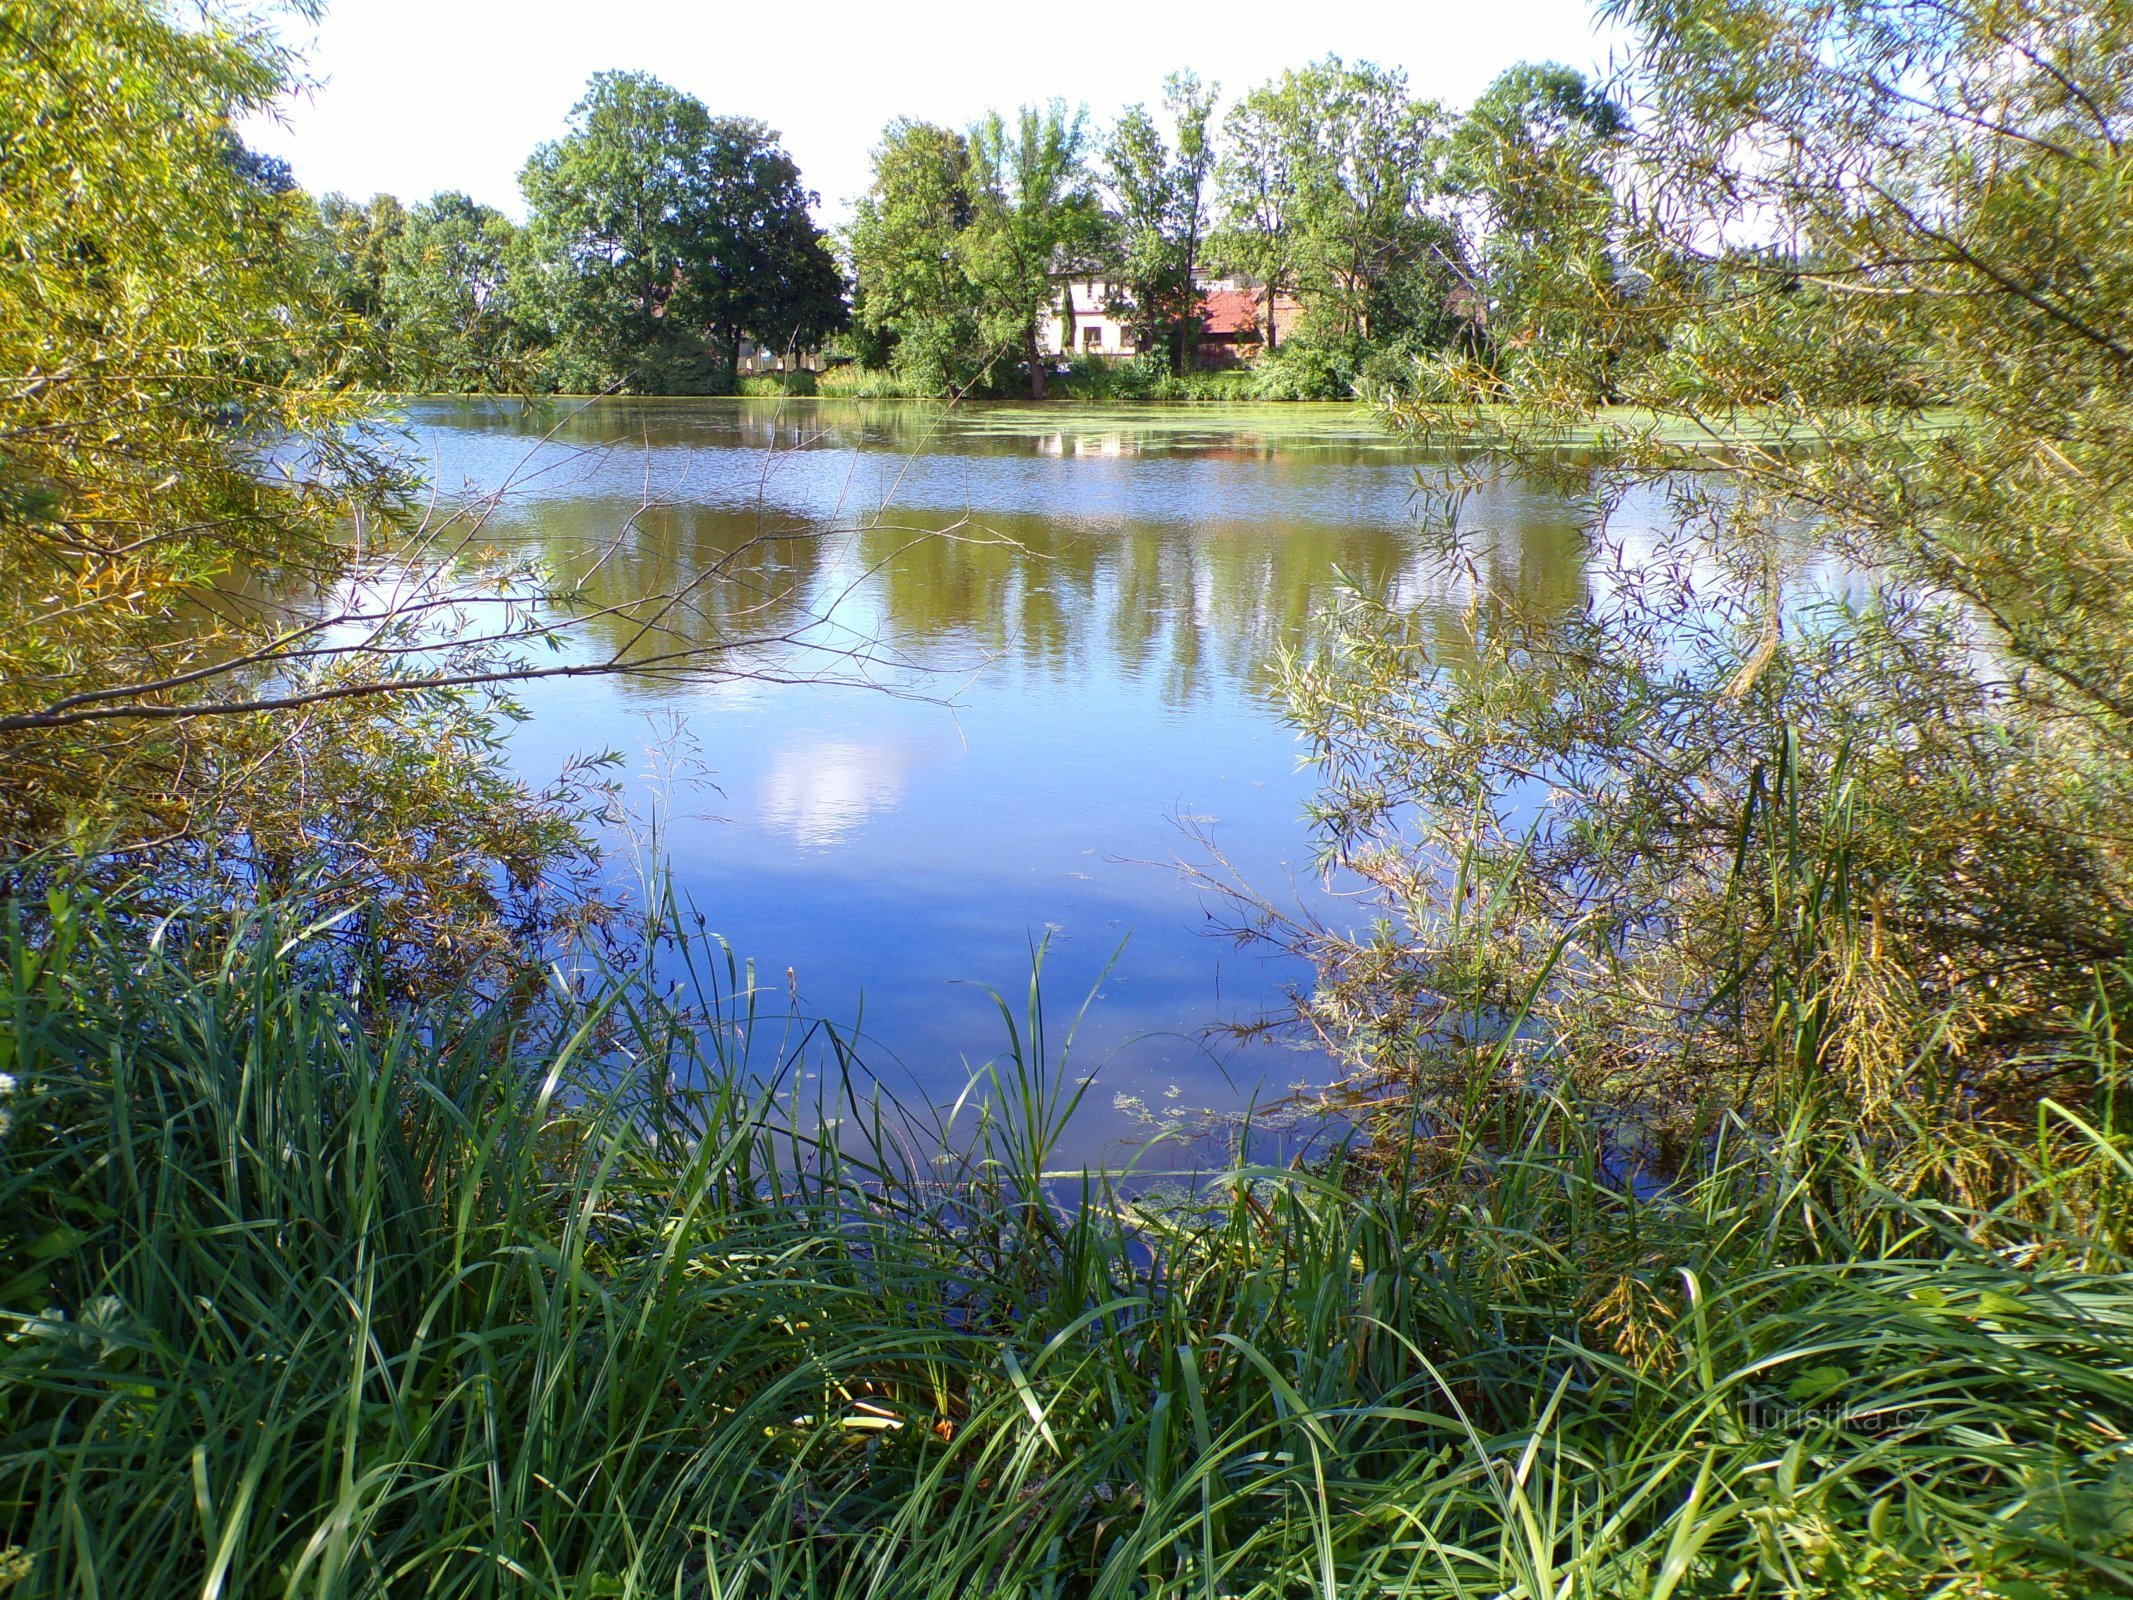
[1082,326,1103,350]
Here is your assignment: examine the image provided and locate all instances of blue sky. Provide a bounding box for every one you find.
[245,0,1617,226]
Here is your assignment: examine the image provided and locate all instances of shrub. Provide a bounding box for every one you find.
[736,370,818,398]
[1247,337,1360,400]
[815,364,940,398]
[1287,0,2133,1150]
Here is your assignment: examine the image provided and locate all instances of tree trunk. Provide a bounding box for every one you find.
[1026,326,1046,400]
[1265,282,1278,352]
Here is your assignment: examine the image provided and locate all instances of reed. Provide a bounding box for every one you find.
[1,891,2128,1598]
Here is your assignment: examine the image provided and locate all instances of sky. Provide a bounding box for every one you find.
[243,0,1619,228]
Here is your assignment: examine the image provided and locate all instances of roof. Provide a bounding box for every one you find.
[1198,289,1261,336]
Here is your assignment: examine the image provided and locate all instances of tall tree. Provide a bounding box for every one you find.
[1213,80,1309,349]
[847,119,982,391]
[518,72,842,394]
[961,102,1104,399]
[380,192,525,392]
[1447,62,1629,357]
[1294,59,1457,343]
[687,122,847,388]
[518,72,717,392]
[307,191,407,381]
[1217,59,1459,348]
[1103,71,1218,371]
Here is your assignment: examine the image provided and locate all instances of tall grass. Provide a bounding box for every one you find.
[813,365,946,400]
[1,891,2129,1597]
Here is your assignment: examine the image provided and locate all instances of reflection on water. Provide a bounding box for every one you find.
[762,739,923,849]
[402,398,1602,1166]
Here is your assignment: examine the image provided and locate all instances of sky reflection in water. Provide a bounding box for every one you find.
[403,398,1597,1166]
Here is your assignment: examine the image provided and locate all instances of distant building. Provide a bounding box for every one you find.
[734,338,826,375]
[1040,274,1306,367]
[1040,276,1140,358]
[1192,279,1304,367]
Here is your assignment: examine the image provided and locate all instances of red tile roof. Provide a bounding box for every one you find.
[1198,289,1261,336]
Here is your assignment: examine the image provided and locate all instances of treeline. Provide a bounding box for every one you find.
[299,71,846,396]
[288,58,1623,400]
[848,60,1623,400]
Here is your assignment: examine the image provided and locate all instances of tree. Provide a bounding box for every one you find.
[961,102,1104,399]
[1291,59,1456,344]
[1282,0,2133,1141]
[380,192,526,392]
[1216,59,1458,351]
[0,11,865,979]
[1103,72,1218,371]
[847,119,983,391]
[1213,80,1310,349]
[307,191,408,381]
[681,121,847,389]
[0,0,583,974]
[1446,62,1629,367]
[518,71,842,394]
[1451,62,1626,249]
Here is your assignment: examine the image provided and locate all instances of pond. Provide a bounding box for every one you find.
[401,397,1597,1167]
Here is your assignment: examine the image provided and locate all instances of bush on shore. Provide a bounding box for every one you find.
[815,363,948,399]
[737,371,820,397]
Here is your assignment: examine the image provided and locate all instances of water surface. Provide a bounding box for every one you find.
[405,398,1593,1163]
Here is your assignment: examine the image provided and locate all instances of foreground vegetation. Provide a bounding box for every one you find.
[2,896,2129,1598]
[7,0,2133,1592]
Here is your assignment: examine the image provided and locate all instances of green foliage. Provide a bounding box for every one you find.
[963,102,1106,399]
[825,59,1631,399]
[736,369,818,397]
[1441,62,1631,380]
[303,191,408,381]
[847,105,1103,400]
[1103,72,1218,371]
[1245,334,1362,399]
[814,363,944,399]
[846,119,985,393]
[518,71,843,395]
[1047,355,1262,402]
[0,0,603,979]
[1285,0,2133,1146]
[2,893,2129,1597]
[0,0,362,814]
[255,57,1652,405]
[379,192,530,392]
[1214,57,1465,353]
[1212,75,1311,343]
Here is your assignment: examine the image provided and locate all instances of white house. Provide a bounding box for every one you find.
[1039,277,1141,358]
[1039,273,1309,365]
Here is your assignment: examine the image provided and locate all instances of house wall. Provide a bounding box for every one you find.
[1036,274,1307,364]
[1039,277,1139,358]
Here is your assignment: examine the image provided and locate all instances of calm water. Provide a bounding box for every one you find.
[402,398,1595,1164]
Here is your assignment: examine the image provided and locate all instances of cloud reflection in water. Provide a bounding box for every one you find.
[760,739,920,849]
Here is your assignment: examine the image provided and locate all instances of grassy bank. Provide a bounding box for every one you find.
[2,894,2129,1598]
[816,361,1272,403]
